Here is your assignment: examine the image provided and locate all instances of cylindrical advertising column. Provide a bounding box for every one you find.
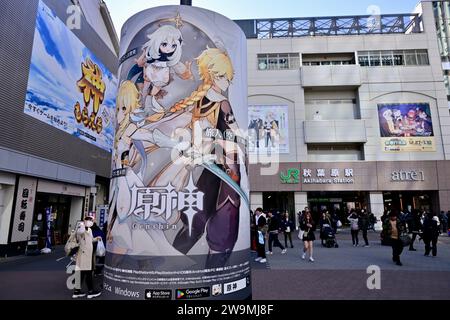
[104,5,250,300]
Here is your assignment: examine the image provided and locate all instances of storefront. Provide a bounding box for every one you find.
[382,191,437,213]
[0,176,94,255]
[249,160,449,230]
[32,180,87,248]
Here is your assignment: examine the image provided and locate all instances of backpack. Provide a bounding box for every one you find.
[64,230,79,256]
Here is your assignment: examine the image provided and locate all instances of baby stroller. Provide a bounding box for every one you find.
[321,224,338,248]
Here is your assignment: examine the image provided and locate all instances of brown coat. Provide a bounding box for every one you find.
[75,225,98,271]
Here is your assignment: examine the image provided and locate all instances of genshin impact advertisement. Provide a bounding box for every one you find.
[104,6,250,300]
[24,0,117,153]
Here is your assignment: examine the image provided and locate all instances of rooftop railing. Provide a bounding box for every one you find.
[235,13,422,39]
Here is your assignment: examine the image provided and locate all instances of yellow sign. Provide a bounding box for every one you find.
[74,58,106,134]
[381,137,435,152]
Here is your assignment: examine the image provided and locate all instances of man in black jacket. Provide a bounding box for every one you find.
[266,211,286,255]
[358,210,370,247]
[406,209,422,251]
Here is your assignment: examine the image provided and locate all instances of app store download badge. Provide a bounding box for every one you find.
[176,287,210,300]
[145,289,172,300]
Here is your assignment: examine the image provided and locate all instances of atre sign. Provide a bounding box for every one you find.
[391,170,424,182]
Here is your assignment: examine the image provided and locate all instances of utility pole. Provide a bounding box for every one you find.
[180,0,192,5]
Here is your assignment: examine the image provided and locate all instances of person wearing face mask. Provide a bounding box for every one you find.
[72,215,102,299]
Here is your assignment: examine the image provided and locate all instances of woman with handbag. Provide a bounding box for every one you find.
[382,210,406,266]
[300,212,316,262]
[72,215,103,299]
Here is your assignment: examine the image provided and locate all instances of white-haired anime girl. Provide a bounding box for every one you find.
[127,25,193,121]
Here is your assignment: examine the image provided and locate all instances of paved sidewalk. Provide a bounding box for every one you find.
[251,229,450,299]
[0,231,448,300]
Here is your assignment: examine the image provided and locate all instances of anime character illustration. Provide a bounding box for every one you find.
[380,108,401,136]
[106,80,193,269]
[172,47,247,267]
[402,109,417,136]
[392,109,404,133]
[378,104,435,139]
[416,108,433,136]
[127,25,193,122]
[263,111,279,149]
[248,115,263,148]
[134,47,247,267]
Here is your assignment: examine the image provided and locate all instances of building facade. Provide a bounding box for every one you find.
[0,0,118,255]
[433,0,450,108]
[237,1,450,229]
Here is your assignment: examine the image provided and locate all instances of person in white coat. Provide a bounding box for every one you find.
[72,215,102,299]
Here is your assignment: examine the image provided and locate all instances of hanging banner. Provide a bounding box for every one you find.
[378,103,435,152]
[105,5,250,300]
[10,177,38,243]
[248,105,289,154]
[97,205,108,228]
[45,207,53,249]
[23,0,118,153]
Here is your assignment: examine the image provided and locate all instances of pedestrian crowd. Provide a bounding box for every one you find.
[251,206,449,267]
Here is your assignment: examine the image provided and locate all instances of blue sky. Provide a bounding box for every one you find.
[104,0,420,36]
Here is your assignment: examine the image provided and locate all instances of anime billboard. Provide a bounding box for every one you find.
[378,103,435,152]
[248,105,289,154]
[104,6,250,300]
[23,0,117,153]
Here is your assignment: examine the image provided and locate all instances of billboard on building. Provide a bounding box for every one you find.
[105,6,250,300]
[378,103,435,152]
[23,0,118,153]
[248,105,289,154]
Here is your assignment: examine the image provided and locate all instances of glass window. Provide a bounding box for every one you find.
[306,99,357,120]
[393,51,404,65]
[258,53,299,70]
[381,51,394,66]
[267,54,278,70]
[358,55,370,66]
[258,56,268,70]
[369,51,381,66]
[278,55,289,69]
[416,50,429,65]
[404,51,418,65]
[289,55,300,69]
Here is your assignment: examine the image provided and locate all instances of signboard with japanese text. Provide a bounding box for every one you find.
[301,167,355,184]
[105,6,250,300]
[378,103,435,152]
[299,163,378,191]
[45,207,52,249]
[248,105,289,154]
[97,205,108,228]
[11,177,37,243]
[23,0,118,153]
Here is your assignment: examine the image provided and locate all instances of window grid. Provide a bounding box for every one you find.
[257,53,300,70]
[302,60,354,66]
[357,49,429,67]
